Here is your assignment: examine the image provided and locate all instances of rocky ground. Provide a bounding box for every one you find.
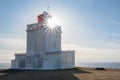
[0,67,120,80]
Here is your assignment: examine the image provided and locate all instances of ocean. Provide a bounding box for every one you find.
[0,63,120,69]
[0,63,11,69]
[78,63,120,69]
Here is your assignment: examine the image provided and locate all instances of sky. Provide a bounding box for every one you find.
[0,0,120,64]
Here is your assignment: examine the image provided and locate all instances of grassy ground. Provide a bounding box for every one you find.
[0,67,120,80]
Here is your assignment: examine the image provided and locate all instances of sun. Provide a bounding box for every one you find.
[47,18,56,29]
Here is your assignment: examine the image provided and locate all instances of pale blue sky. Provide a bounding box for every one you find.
[0,0,120,63]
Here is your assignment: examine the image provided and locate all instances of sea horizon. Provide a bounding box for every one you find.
[0,62,120,69]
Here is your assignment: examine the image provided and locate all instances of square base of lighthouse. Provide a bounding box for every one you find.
[11,50,75,70]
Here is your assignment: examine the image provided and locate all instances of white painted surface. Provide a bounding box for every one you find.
[11,11,75,70]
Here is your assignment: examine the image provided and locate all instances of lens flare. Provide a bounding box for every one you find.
[47,18,56,29]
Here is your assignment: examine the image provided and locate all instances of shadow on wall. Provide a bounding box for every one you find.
[0,68,91,80]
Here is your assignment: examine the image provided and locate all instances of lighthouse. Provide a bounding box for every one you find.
[11,10,75,70]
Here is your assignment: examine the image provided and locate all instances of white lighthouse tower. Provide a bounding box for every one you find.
[11,10,75,70]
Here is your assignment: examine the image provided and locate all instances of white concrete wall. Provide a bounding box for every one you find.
[42,51,75,70]
[45,26,61,52]
[27,23,46,56]
[11,60,17,68]
[25,56,34,69]
[42,53,60,70]
[34,55,42,68]
[12,51,75,69]
[27,23,61,54]
[11,54,26,68]
[60,51,75,69]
